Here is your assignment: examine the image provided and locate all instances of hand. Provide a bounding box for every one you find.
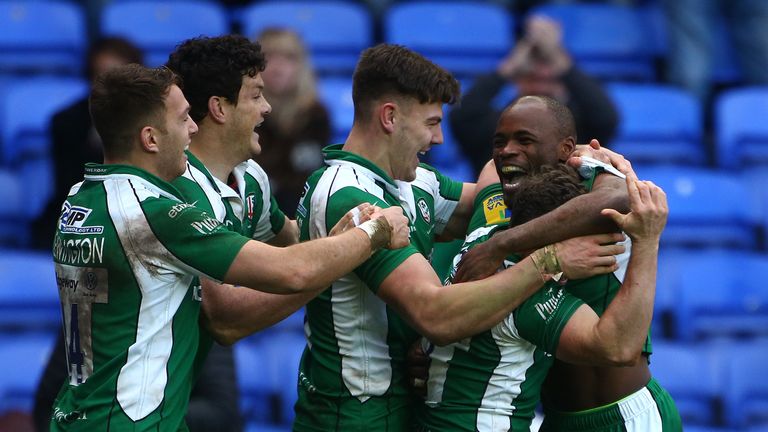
[372,206,410,250]
[555,232,626,279]
[568,139,634,176]
[601,173,668,243]
[406,339,431,398]
[498,40,533,80]
[329,203,379,236]
[453,239,506,283]
[525,16,571,74]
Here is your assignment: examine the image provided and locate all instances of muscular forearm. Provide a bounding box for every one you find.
[201,279,313,345]
[225,228,374,294]
[492,187,625,254]
[592,241,658,365]
[411,257,544,346]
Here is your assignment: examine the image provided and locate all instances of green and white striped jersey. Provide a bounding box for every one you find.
[51,164,249,431]
[293,144,463,431]
[422,224,585,432]
[422,158,638,431]
[173,150,286,241]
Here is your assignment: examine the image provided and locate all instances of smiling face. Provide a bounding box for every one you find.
[390,100,444,181]
[224,73,271,158]
[492,97,574,204]
[158,84,198,180]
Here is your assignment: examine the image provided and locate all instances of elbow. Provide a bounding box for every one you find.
[417,316,463,347]
[604,345,642,367]
[205,322,243,347]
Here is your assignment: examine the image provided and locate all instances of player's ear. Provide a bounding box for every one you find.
[207,96,227,124]
[379,102,397,134]
[558,136,576,161]
[140,125,160,153]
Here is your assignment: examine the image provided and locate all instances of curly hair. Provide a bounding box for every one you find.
[507,164,587,227]
[166,35,266,122]
[352,44,460,123]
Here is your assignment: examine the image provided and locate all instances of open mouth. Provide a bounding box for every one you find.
[499,165,528,191]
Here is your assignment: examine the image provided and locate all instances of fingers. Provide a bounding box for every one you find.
[589,138,601,149]
[588,232,626,245]
[600,208,623,226]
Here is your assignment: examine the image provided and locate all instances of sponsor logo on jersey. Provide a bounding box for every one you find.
[168,202,195,218]
[482,194,510,226]
[417,198,431,223]
[246,194,255,220]
[190,216,221,235]
[534,286,565,321]
[59,202,104,234]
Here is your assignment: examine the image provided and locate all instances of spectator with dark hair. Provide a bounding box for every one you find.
[254,28,331,215]
[449,16,619,176]
[31,37,143,250]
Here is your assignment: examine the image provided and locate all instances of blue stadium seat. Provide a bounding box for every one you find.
[675,252,768,341]
[317,76,354,144]
[639,167,758,249]
[650,341,725,426]
[426,106,475,183]
[607,83,704,166]
[715,86,768,169]
[0,332,55,414]
[241,1,372,76]
[724,341,768,428]
[259,331,306,425]
[234,342,274,424]
[384,1,514,78]
[101,1,229,67]
[0,1,86,75]
[0,77,87,225]
[0,250,60,330]
[530,4,655,81]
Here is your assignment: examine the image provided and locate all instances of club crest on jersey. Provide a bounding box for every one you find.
[246,194,255,220]
[59,202,104,235]
[417,198,431,223]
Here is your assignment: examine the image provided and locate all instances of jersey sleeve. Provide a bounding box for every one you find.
[417,164,464,235]
[142,197,249,283]
[468,183,508,232]
[326,186,420,292]
[508,283,584,354]
[247,161,287,242]
[577,156,626,192]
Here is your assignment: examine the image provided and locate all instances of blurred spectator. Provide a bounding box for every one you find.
[33,333,242,432]
[449,16,619,176]
[30,37,142,250]
[662,0,768,103]
[254,28,331,215]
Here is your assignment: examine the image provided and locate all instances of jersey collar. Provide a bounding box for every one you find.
[322,144,398,188]
[83,163,186,202]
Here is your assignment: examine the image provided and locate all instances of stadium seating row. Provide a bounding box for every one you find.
[0,0,745,82]
[1,328,764,429]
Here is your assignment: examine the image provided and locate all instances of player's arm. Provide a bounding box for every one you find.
[436,181,476,241]
[556,174,667,366]
[202,205,380,345]
[454,161,629,283]
[378,232,625,346]
[223,206,409,295]
[267,217,299,247]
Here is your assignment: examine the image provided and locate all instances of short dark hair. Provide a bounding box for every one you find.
[352,44,460,123]
[166,35,267,122]
[508,95,577,142]
[85,37,144,81]
[508,165,586,227]
[89,64,180,158]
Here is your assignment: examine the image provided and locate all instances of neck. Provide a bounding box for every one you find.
[188,126,242,182]
[343,123,394,179]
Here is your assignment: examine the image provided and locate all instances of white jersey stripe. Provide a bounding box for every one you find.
[106,178,195,421]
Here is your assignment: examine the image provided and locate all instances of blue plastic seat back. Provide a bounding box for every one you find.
[242,1,372,76]
[101,1,229,67]
[0,1,86,75]
[715,86,768,169]
[608,83,704,165]
[384,1,514,77]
